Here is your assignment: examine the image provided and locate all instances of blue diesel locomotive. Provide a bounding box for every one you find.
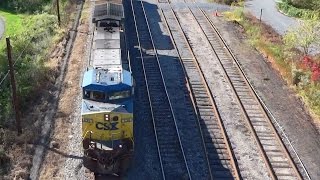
[81,1,133,175]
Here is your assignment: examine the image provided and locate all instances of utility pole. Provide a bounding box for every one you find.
[6,37,22,135]
[56,0,61,27]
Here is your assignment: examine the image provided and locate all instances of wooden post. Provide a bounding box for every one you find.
[6,37,22,135]
[57,0,61,27]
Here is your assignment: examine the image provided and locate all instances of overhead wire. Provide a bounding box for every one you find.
[0,71,9,87]
[0,38,32,88]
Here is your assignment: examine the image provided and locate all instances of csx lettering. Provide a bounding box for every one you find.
[96,122,119,130]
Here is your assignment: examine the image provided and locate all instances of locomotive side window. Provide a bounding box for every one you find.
[91,91,106,101]
[109,90,130,100]
[84,90,90,99]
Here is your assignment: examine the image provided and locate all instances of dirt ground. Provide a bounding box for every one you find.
[38,1,92,179]
[206,10,320,179]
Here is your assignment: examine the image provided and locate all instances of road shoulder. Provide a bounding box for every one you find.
[0,16,5,39]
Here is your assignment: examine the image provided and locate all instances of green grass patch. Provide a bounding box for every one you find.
[0,10,24,36]
[0,10,27,50]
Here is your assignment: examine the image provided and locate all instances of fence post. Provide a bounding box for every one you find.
[6,37,22,135]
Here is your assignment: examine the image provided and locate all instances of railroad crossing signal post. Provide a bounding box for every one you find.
[6,37,22,135]
[259,9,263,24]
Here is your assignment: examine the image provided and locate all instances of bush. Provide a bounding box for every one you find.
[277,1,320,19]
[0,0,51,13]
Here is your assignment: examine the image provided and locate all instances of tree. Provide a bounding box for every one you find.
[284,18,320,55]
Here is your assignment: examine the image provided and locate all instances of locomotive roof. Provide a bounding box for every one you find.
[92,49,121,69]
[93,2,124,22]
[94,27,120,41]
[82,68,132,92]
[91,23,121,69]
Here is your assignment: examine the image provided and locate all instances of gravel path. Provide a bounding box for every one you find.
[244,0,297,36]
[0,16,5,39]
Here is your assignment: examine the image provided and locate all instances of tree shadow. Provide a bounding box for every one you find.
[35,141,83,160]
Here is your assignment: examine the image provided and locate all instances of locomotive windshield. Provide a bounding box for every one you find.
[82,68,132,103]
[109,90,131,100]
[83,89,131,102]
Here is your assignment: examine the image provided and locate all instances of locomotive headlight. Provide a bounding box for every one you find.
[104,114,109,121]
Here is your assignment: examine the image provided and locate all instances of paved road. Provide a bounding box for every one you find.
[0,16,4,40]
[245,0,320,54]
[245,0,298,35]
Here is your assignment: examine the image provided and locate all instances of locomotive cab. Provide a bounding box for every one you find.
[81,68,133,175]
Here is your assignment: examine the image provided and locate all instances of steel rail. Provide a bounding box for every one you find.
[159,2,241,179]
[159,6,213,180]
[188,8,276,179]
[200,9,311,180]
[131,0,191,179]
[184,5,302,179]
[130,0,165,178]
[199,8,303,179]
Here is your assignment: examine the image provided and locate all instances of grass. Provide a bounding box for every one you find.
[0,10,26,48]
[0,11,24,35]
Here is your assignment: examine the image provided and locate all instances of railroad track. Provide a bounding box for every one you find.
[164,2,303,178]
[189,8,303,179]
[160,4,240,180]
[130,0,191,179]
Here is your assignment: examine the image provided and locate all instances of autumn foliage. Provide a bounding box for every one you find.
[302,55,320,82]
